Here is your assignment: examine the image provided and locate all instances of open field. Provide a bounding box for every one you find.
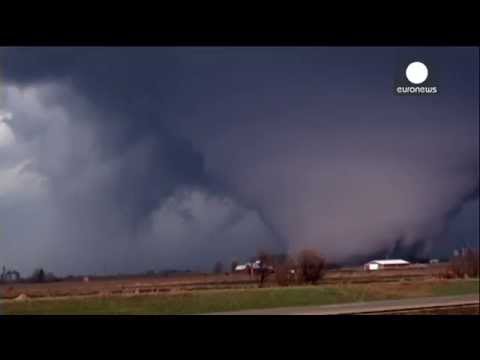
[2,278,478,315]
[0,263,452,300]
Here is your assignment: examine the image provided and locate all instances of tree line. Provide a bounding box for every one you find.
[0,266,58,284]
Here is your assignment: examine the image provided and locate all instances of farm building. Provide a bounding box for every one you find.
[234,263,250,272]
[234,260,274,274]
[364,259,410,271]
[234,261,262,272]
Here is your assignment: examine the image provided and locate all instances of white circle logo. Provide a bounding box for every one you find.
[405,61,429,84]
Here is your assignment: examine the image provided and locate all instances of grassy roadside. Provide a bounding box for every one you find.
[2,279,478,315]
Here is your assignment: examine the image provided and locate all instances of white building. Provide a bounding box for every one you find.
[364,259,410,271]
[234,264,250,271]
[234,260,273,273]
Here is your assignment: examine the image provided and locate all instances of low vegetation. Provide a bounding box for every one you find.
[3,279,478,315]
[274,256,296,287]
[297,250,326,284]
[28,268,58,283]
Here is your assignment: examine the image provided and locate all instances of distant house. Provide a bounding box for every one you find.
[234,264,250,272]
[364,259,410,271]
[234,260,274,274]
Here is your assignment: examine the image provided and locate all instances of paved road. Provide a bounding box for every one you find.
[207,294,479,315]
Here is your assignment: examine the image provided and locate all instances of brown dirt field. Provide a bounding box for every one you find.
[0,273,256,300]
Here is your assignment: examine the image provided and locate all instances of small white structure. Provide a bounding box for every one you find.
[234,264,249,271]
[364,259,410,271]
[252,260,262,270]
[234,260,274,273]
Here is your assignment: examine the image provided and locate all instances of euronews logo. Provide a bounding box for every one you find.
[394,60,438,95]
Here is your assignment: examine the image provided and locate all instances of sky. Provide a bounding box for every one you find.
[0,47,478,276]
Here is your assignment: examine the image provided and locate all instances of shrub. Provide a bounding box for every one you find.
[297,250,326,284]
[45,272,59,282]
[30,268,46,283]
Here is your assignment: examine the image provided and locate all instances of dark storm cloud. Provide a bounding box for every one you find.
[0,66,278,275]
[0,47,478,275]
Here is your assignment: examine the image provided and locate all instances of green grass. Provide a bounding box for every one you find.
[2,279,478,315]
[430,278,480,297]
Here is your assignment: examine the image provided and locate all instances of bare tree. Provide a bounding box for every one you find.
[256,250,273,288]
[449,248,479,278]
[297,249,326,284]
